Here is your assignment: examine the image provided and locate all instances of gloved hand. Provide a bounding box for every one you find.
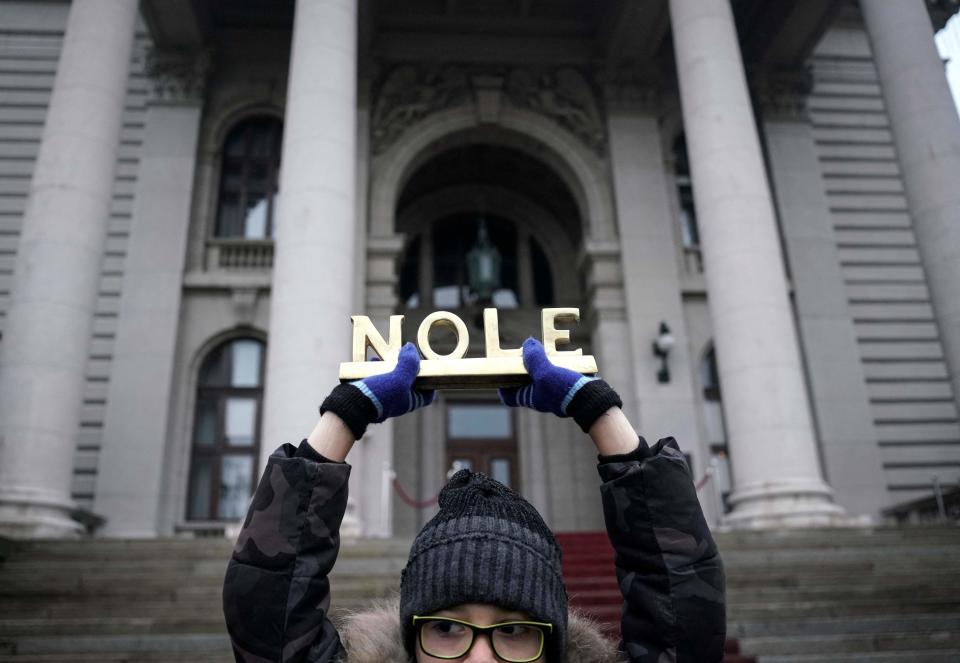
[321,342,435,439]
[499,337,623,433]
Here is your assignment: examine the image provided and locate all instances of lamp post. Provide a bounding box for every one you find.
[652,321,675,383]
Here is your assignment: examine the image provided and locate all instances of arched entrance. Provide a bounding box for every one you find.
[380,130,624,535]
[357,101,635,538]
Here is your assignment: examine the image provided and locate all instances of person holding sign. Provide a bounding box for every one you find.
[223,338,726,662]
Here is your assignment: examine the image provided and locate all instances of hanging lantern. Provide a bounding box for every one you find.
[466,218,502,302]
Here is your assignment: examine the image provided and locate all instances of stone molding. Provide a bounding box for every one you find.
[371,64,606,155]
[752,67,814,122]
[144,48,212,104]
[600,64,663,114]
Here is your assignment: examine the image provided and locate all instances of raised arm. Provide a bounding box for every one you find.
[500,338,726,662]
[223,343,433,662]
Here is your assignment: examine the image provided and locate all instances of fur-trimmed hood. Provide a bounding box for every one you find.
[337,598,624,663]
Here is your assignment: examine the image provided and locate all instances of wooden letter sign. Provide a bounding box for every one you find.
[339,308,598,389]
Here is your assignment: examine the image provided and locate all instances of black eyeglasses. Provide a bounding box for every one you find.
[412,615,553,662]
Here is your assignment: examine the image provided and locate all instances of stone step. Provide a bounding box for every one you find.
[0,655,234,663]
[757,651,960,663]
[714,526,960,546]
[10,538,412,560]
[0,573,401,597]
[727,597,960,620]
[0,604,368,639]
[0,633,231,656]
[0,597,380,621]
[741,629,960,656]
[0,616,227,638]
[718,546,960,564]
[729,613,960,638]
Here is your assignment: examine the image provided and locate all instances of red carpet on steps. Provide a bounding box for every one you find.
[555,532,756,663]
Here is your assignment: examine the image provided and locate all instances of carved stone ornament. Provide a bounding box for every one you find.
[144,48,212,103]
[371,65,470,153]
[371,64,606,155]
[505,67,606,154]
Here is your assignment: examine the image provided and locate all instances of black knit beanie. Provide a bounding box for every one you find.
[399,470,568,661]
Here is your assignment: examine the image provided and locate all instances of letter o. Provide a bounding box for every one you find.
[417,311,469,360]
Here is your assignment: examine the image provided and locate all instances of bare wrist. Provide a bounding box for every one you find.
[588,406,640,456]
[307,411,356,462]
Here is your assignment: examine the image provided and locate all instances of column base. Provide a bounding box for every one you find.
[0,489,83,539]
[341,496,362,540]
[724,479,848,529]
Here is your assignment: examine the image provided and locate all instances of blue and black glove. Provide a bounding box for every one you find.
[320,342,435,439]
[499,337,623,433]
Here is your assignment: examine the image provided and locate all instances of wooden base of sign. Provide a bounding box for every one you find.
[339,356,598,390]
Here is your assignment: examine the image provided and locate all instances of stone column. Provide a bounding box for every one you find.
[669,0,844,527]
[861,0,960,411]
[0,0,138,538]
[758,75,889,519]
[261,0,358,464]
[94,51,209,537]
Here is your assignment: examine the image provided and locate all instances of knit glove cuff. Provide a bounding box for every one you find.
[320,383,379,440]
[566,379,623,433]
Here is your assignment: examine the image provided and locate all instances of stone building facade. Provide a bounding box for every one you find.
[1,0,959,539]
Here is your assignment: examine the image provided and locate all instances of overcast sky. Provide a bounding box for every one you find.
[936,14,960,115]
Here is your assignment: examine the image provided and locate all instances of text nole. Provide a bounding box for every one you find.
[339,308,597,389]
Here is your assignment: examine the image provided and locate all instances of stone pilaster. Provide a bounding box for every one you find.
[0,0,139,538]
[605,99,703,452]
[94,49,209,536]
[757,71,890,519]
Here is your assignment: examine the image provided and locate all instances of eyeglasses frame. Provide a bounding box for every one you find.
[412,615,554,662]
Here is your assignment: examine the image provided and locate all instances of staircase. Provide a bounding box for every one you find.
[720,526,960,662]
[556,531,756,663]
[1,526,959,662]
[557,526,960,663]
[0,537,406,662]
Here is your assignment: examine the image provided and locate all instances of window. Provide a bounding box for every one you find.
[215,117,283,239]
[530,237,554,307]
[701,347,731,513]
[187,338,265,521]
[399,235,421,309]
[674,134,702,272]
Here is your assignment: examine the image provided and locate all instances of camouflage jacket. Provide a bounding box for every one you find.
[223,436,725,662]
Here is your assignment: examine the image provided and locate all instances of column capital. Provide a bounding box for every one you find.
[144,48,212,105]
[600,65,663,115]
[751,67,813,122]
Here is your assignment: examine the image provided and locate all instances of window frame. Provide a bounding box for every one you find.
[186,338,266,522]
[212,116,283,241]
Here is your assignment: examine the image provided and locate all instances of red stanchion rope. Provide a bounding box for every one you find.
[392,477,440,509]
[695,471,713,492]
